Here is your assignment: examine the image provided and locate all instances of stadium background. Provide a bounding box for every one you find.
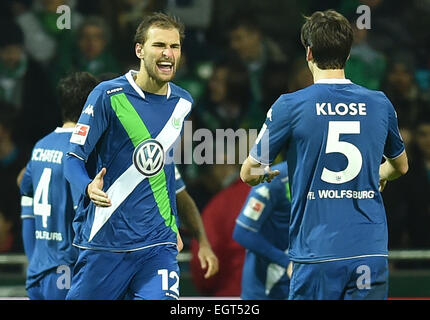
[0,0,429,299]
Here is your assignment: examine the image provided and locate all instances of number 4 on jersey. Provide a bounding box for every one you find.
[33,168,52,228]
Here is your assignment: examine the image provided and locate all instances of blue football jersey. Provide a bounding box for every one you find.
[68,70,193,251]
[250,79,405,263]
[236,162,291,299]
[20,128,81,287]
[174,165,186,194]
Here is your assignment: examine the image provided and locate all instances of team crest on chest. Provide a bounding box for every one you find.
[133,139,165,177]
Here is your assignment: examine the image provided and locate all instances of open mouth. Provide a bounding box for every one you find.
[157,61,174,74]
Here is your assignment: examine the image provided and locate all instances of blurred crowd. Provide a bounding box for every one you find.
[0,0,429,270]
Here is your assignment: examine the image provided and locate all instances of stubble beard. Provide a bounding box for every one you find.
[144,58,177,85]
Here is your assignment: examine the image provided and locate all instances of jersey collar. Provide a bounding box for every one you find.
[314,78,352,84]
[54,127,75,133]
[126,70,171,100]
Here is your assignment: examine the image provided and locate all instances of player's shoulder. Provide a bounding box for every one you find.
[32,129,59,148]
[351,83,394,111]
[169,82,194,104]
[273,86,315,106]
[33,128,72,149]
[93,74,127,97]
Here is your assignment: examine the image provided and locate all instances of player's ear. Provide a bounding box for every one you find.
[135,43,144,59]
[306,46,313,62]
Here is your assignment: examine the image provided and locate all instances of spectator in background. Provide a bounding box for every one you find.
[381,52,428,125]
[0,104,31,202]
[164,0,221,72]
[194,61,251,132]
[14,0,82,68]
[0,190,22,253]
[345,24,386,90]
[0,19,60,145]
[285,57,314,93]
[227,13,288,129]
[383,108,430,251]
[337,0,413,54]
[403,109,430,248]
[54,16,122,82]
[100,0,162,68]
[190,161,250,297]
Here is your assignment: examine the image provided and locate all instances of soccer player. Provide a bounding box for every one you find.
[19,72,98,299]
[175,166,219,279]
[241,10,409,300]
[64,13,193,300]
[233,161,291,300]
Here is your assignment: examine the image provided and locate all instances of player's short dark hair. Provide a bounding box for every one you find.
[300,10,353,69]
[134,12,185,45]
[57,72,99,123]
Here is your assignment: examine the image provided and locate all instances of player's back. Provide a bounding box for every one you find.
[277,80,404,262]
[21,128,79,286]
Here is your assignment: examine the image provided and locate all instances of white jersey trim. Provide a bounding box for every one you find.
[235,219,259,233]
[126,70,171,100]
[175,185,186,194]
[73,241,177,252]
[299,254,388,264]
[314,78,352,84]
[54,127,75,133]
[88,97,192,241]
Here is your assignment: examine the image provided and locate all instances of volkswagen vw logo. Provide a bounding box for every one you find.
[133,139,165,177]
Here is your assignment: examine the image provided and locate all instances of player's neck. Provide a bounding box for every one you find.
[134,68,168,95]
[311,66,345,83]
[62,122,76,129]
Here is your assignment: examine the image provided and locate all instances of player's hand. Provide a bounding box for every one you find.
[263,168,280,183]
[198,242,219,279]
[177,232,184,252]
[87,168,111,207]
[255,167,280,184]
[379,179,387,192]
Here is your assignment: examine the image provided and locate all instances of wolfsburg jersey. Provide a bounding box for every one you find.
[68,70,193,251]
[250,79,405,263]
[20,128,81,287]
[236,161,291,298]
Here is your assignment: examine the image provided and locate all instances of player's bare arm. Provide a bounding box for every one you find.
[176,189,219,279]
[379,151,409,191]
[87,168,111,207]
[241,156,280,186]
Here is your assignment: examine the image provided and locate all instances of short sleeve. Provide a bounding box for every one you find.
[175,165,186,194]
[68,88,110,161]
[20,161,34,219]
[383,98,405,159]
[236,184,274,232]
[250,96,291,165]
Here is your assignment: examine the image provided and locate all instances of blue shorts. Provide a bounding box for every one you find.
[288,256,388,300]
[66,244,179,300]
[27,265,74,300]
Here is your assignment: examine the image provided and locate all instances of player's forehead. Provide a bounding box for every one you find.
[145,26,180,45]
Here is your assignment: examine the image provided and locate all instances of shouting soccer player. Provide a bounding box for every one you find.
[64,13,193,300]
[241,10,408,300]
[20,72,98,299]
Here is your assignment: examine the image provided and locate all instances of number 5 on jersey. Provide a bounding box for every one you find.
[34,168,52,228]
[321,121,363,184]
